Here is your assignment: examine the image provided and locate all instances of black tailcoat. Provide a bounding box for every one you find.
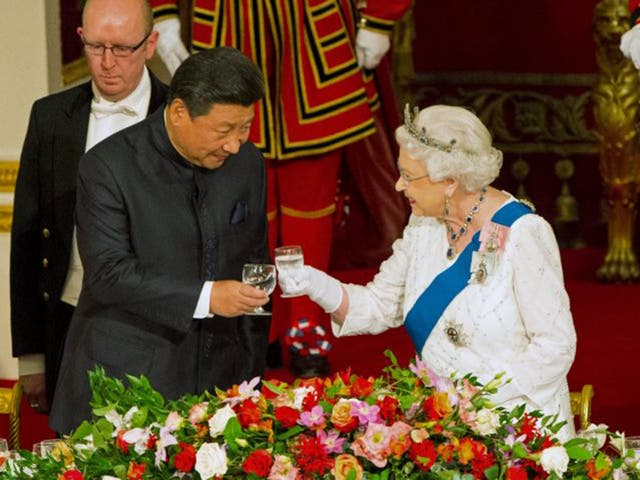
[10,73,167,405]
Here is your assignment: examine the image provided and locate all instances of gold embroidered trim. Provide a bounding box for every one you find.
[0,161,19,193]
[280,203,336,219]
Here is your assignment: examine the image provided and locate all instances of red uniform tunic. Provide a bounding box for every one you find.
[631,0,640,25]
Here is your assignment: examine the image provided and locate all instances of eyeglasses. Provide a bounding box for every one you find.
[399,171,430,185]
[81,31,151,57]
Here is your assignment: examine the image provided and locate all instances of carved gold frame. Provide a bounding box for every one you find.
[0,161,19,233]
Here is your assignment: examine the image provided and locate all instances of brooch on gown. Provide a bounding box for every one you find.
[469,222,510,284]
[444,319,467,347]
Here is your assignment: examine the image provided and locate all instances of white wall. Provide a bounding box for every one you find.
[0,0,57,379]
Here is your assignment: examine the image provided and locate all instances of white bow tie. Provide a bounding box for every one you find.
[91,100,137,118]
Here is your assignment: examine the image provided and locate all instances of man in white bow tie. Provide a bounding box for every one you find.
[10,0,167,417]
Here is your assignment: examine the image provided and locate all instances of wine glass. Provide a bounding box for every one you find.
[0,439,7,471]
[625,435,640,458]
[274,245,304,298]
[242,264,276,315]
[32,439,61,458]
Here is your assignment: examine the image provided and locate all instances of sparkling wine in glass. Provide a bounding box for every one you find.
[242,263,276,315]
[274,245,304,298]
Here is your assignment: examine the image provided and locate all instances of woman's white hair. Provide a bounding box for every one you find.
[395,105,503,192]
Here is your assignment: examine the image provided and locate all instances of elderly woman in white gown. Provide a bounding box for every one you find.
[278,104,577,440]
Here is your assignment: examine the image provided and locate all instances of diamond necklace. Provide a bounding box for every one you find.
[444,187,487,260]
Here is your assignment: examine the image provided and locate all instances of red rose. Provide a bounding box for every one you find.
[173,442,196,473]
[234,398,262,428]
[506,466,529,480]
[275,406,300,428]
[63,470,85,480]
[409,439,437,472]
[242,449,273,477]
[377,395,399,423]
[126,462,146,480]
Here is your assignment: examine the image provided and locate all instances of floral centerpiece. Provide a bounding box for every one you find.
[2,351,639,480]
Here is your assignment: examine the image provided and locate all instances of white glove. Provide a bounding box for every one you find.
[620,24,640,70]
[278,265,343,313]
[154,18,190,75]
[355,28,391,70]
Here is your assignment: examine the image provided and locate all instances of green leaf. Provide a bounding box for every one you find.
[113,463,127,479]
[484,465,500,480]
[566,445,594,461]
[70,420,93,441]
[384,349,399,366]
[223,417,245,454]
[130,406,149,427]
[595,452,610,471]
[512,442,528,459]
[276,424,305,440]
[262,380,287,395]
[510,404,526,419]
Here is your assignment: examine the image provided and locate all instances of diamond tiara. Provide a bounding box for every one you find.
[403,104,458,153]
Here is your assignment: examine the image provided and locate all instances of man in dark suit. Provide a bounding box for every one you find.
[50,46,272,433]
[10,0,166,415]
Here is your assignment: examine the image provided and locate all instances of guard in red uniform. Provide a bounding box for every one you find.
[149,0,412,375]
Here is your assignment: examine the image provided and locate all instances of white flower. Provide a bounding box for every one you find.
[208,405,237,437]
[611,432,626,454]
[540,446,570,477]
[165,411,183,431]
[122,427,151,455]
[613,467,630,480]
[473,408,500,435]
[578,423,609,449]
[195,443,228,479]
[104,406,139,434]
[292,386,315,410]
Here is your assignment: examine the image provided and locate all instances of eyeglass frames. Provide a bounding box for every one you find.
[80,31,151,57]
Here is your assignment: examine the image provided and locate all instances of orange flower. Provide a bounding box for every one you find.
[586,458,611,480]
[331,399,358,433]
[437,442,455,463]
[456,437,486,465]
[423,392,453,420]
[332,454,363,480]
[195,423,209,439]
[351,376,375,398]
[126,461,146,480]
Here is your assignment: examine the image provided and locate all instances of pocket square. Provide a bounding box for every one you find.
[230,201,250,224]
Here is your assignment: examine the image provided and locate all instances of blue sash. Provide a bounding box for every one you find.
[404,201,533,353]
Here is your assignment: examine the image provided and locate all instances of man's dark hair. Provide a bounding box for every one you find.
[167,47,265,117]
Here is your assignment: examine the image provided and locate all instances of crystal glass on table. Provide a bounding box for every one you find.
[242,263,276,315]
[32,439,62,458]
[274,245,304,297]
[0,438,7,471]
[625,435,640,458]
